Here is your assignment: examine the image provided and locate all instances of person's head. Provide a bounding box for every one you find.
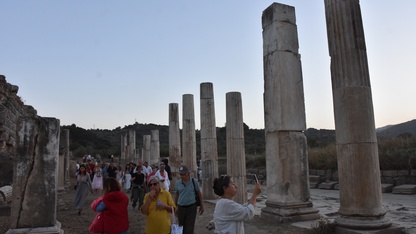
[79,164,86,175]
[179,165,190,181]
[138,161,143,167]
[159,162,165,171]
[136,165,142,172]
[162,158,169,165]
[103,177,121,194]
[151,165,157,173]
[148,176,161,191]
[213,175,236,197]
[144,162,149,167]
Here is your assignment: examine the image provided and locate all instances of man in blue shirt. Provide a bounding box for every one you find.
[174,165,205,234]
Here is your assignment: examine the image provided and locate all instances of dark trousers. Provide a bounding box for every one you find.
[177,203,197,234]
[131,186,144,209]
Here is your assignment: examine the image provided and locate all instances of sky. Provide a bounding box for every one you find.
[1,1,415,131]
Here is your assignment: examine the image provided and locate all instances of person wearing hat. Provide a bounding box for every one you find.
[141,176,176,234]
[174,165,205,234]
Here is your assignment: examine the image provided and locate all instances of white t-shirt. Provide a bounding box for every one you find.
[213,198,255,234]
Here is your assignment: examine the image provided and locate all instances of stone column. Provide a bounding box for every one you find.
[128,130,136,163]
[120,133,127,161]
[324,1,402,232]
[8,117,63,233]
[261,3,319,223]
[169,103,181,191]
[57,129,66,193]
[182,94,197,178]
[144,135,152,165]
[226,92,247,204]
[200,82,218,199]
[62,129,70,189]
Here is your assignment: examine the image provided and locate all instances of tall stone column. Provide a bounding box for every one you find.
[62,129,70,189]
[261,3,319,223]
[120,133,127,161]
[200,82,218,199]
[324,1,402,232]
[182,94,197,178]
[128,130,136,163]
[150,130,160,165]
[169,103,181,191]
[8,117,63,233]
[57,129,66,193]
[144,135,152,165]
[226,92,247,204]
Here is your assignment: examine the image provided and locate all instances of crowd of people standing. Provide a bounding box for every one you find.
[74,156,261,234]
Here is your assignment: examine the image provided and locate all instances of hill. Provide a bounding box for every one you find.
[376,119,416,138]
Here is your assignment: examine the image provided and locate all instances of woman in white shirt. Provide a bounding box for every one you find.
[155,162,170,190]
[212,175,262,234]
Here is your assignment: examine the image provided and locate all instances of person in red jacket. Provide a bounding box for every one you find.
[89,178,129,234]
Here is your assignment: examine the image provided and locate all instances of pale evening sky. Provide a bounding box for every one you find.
[1,1,415,130]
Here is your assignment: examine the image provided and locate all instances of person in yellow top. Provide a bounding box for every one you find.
[141,175,176,234]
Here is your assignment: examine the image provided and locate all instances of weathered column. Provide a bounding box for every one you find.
[144,135,152,165]
[200,82,218,199]
[57,129,66,193]
[120,133,127,161]
[169,103,181,191]
[150,130,159,165]
[261,3,319,223]
[324,1,403,233]
[128,130,136,163]
[226,92,247,204]
[8,117,63,233]
[182,94,197,178]
[62,129,70,189]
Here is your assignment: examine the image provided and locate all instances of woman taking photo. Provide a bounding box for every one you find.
[212,175,262,234]
[140,176,176,234]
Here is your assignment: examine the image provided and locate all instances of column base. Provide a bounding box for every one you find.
[6,221,64,234]
[335,223,406,234]
[261,201,320,223]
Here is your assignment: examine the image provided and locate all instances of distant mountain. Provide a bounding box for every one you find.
[376,119,416,138]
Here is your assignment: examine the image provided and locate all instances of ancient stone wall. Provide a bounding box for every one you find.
[0,75,37,186]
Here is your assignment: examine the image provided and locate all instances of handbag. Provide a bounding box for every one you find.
[191,178,201,206]
[170,207,183,234]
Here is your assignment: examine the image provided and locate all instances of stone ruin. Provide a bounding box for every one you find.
[0,76,64,233]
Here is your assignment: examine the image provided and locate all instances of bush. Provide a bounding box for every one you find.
[308,218,336,234]
[308,144,337,170]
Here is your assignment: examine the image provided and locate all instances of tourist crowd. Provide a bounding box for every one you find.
[74,157,261,234]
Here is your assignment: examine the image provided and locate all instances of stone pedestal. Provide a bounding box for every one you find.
[169,103,181,191]
[200,82,218,199]
[261,3,319,223]
[182,94,197,178]
[8,117,63,233]
[226,92,247,204]
[324,0,403,232]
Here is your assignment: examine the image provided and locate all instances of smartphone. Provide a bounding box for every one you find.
[247,173,258,184]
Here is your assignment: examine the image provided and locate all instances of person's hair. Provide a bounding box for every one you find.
[213,175,231,196]
[103,177,121,194]
[148,175,160,187]
[163,158,169,164]
[79,164,86,175]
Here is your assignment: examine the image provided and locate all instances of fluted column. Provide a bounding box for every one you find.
[226,92,247,204]
[169,103,181,191]
[200,82,218,199]
[182,94,197,178]
[324,1,399,232]
[143,135,152,165]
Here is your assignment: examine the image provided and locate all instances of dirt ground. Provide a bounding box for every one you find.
[0,180,308,234]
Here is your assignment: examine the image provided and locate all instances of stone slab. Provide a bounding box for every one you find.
[392,184,416,195]
[335,224,406,233]
[6,221,64,234]
[318,181,338,190]
[381,184,394,193]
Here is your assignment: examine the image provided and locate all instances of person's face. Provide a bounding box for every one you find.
[144,162,148,167]
[180,172,189,181]
[152,167,156,173]
[137,166,142,172]
[80,166,85,172]
[224,179,237,197]
[148,180,160,191]
[160,166,165,172]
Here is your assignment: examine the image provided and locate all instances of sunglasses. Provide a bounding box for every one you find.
[149,182,159,187]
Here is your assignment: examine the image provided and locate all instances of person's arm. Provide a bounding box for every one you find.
[197,190,205,215]
[141,193,152,215]
[248,183,262,207]
[96,201,106,212]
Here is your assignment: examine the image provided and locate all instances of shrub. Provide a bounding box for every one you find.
[308,144,337,170]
